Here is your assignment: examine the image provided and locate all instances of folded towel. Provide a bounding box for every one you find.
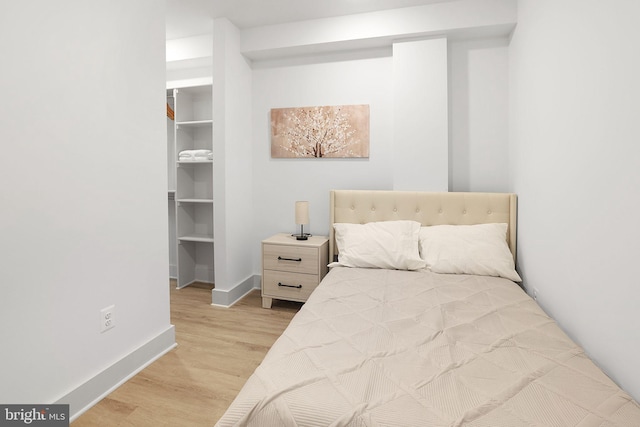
[179,149,212,161]
[179,149,212,157]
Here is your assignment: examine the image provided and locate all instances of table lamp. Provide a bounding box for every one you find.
[294,201,310,240]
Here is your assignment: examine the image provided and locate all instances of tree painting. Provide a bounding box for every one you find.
[271,105,370,158]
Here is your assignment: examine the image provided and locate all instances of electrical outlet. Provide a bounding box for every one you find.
[100,305,115,333]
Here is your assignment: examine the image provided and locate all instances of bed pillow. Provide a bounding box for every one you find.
[330,220,426,270]
[419,223,521,282]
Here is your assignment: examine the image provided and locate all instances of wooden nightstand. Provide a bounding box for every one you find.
[261,233,329,308]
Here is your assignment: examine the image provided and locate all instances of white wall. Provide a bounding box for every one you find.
[251,51,395,264]
[509,0,640,401]
[0,0,173,417]
[393,38,449,191]
[212,19,256,305]
[450,38,509,192]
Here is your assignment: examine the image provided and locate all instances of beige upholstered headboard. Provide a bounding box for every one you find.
[329,190,517,263]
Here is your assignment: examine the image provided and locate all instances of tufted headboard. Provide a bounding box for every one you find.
[329,190,517,263]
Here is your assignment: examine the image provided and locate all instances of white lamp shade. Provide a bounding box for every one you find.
[295,201,309,225]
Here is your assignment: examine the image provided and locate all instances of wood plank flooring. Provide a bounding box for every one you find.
[73,281,302,426]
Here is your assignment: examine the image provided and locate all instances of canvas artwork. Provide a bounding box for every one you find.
[270,104,370,158]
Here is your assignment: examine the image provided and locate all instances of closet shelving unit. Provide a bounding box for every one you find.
[169,85,214,288]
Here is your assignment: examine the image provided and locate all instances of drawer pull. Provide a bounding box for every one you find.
[278,282,302,289]
[278,256,302,262]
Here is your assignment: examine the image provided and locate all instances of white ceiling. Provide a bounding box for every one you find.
[166,0,460,40]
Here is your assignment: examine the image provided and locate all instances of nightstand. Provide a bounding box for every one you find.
[261,233,329,308]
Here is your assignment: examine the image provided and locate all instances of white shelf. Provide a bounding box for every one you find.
[176,120,213,127]
[177,160,213,164]
[178,234,214,243]
[177,198,213,203]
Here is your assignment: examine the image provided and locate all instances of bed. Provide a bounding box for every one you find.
[216,190,640,426]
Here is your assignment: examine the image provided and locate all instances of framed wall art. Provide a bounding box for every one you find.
[270,104,370,158]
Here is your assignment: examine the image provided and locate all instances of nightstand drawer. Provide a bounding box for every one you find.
[262,270,319,301]
[263,244,319,275]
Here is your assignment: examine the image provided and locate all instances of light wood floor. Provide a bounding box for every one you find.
[73,281,302,426]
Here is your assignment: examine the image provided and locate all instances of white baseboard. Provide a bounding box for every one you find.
[211,274,261,307]
[58,325,176,422]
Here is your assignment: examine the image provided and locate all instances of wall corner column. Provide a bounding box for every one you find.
[392,38,449,191]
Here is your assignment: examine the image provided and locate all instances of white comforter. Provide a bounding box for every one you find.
[216,267,640,426]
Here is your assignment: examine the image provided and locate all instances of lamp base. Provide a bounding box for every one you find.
[293,225,311,241]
